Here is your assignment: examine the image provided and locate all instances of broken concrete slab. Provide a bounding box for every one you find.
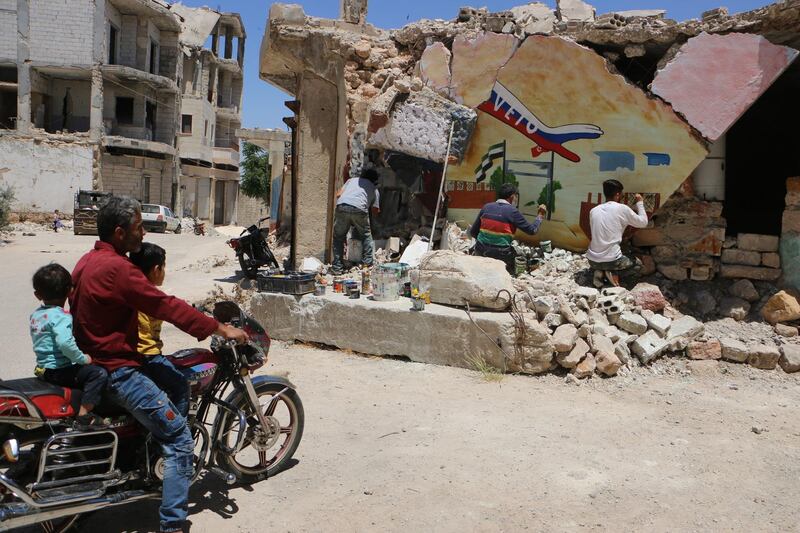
[595,350,622,376]
[368,87,477,163]
[418,251,515,310]
[172,4,222,48]
[557,0,595,22]
[616,312,648,335]
[558,337,589,369]
[418,42,452,96]
[572,353,596,378]
[510,3,557,34]
[651,32,798,142]
[632,330,669,364]
[250,292,555,374]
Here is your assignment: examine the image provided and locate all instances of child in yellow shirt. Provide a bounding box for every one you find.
[129,243,189,417]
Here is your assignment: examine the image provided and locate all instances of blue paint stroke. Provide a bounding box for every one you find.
[594,151,635,172]
[644,153,671,166]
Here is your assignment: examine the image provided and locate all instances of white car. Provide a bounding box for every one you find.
[141,204,181,233]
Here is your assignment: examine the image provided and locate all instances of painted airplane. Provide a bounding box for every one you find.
[477,81,604,163]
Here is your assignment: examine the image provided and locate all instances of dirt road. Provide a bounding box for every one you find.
[2,230,799,532]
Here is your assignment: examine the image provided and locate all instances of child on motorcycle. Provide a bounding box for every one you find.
[30,263,108,428]
[129,243,190,417]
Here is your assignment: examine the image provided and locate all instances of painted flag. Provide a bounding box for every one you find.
[473,142,505,183]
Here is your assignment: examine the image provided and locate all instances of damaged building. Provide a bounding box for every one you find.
[0,0,246,226]
[260,0,800,291]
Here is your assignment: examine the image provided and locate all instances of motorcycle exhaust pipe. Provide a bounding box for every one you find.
[0,490,158,530]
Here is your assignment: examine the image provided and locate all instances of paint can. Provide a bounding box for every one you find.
[411,297,425,311]
[314,283,326,296]
[372,267,400,302]
[349,289,361,299]
[515,256,528,277]
[540,240,553,253]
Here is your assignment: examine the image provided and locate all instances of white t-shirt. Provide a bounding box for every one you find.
[336,178,380,213]
[586,201,648,263]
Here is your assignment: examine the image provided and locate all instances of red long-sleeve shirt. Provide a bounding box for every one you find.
[70,241,219,371]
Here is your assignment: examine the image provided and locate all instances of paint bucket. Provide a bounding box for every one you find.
[349,289,361,300]
[515,256,528,277]
[333,277,344,293]
[372,267,400,302]
[314,283,326,296]
[540,240,553,253]
[411,297,425,311]
[381,263,411,295]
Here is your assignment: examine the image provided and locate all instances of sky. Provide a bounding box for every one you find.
[179,0,774,131]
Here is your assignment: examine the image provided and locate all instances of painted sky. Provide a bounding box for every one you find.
[177,0,774,130]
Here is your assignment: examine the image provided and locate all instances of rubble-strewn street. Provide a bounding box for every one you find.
[3,231,800,532]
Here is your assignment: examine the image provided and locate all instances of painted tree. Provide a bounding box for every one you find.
[240,142,272,199]
[488,166,517,196]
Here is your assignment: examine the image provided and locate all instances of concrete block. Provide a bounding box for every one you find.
[651,32,798,142]
[720,265,781,281]
[762,252,781,269]
[632,330,669,364]
[250,292,556,374]
[747,344,781,370]
[721,249,761,266]
[720,337,749,363]
[645,313,672,337]
[668,315,704,342]
[574,286,599,304]
[616,312,648,335]
[779,345,800,373]
[737,233,780,252]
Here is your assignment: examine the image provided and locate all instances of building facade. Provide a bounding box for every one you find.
[0,0,245,226]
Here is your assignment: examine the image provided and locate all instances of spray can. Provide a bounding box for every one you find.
[361,268,371,294]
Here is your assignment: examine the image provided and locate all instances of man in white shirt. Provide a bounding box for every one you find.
[332,168,381,275]
[586,179,649,287]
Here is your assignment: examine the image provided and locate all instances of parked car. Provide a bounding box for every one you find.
[73,190,111,235]
[141,204,181,233]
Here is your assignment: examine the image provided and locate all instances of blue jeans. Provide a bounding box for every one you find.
[332,204,374,272]
[143,355,190,418]
[108,362,194,532]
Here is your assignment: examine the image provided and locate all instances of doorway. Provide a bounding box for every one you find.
[214,180,225,225]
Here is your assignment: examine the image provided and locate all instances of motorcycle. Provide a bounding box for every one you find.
[227,217,279,279]
[0,301,304,532]
[192,216,206,236]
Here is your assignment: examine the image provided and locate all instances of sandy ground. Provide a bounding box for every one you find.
[2,230,800,532]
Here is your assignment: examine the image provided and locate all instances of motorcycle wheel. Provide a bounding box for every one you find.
[174,225,182,234]
[34,514,82,532]
[217,383,304,483]
[238,253,259,279]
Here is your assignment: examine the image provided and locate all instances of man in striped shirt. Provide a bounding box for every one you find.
[469,183,547,274]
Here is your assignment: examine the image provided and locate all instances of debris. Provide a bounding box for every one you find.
[687,339,722,361]
[747,344,781,370]
[572,353,596,379]
[761,291,800,324]
[720,337,749,364]
[418,251,515,310]
[779,345,800,373]
[595,350,622,376]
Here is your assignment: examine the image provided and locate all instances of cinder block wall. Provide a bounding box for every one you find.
[29,0,93,66]
[237,193,269,228]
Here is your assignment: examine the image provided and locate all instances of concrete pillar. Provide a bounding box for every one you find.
[237,37,245,68]
[16,0,30,133]
[89,67,104,141]
[339,0,368,24]
[224,27,233,59]
[92,0,106,63]
[211,32,218,56]
[294,74,339,263]
[136,19,149,71]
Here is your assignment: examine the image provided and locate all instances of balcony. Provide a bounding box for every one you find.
[215,105,240,121]
[101,65,179,94]
[213,141,240,167]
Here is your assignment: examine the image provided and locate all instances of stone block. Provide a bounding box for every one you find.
[668,315,704,342]
[779,345,800,373]
[657,264,688,281]
[737,233,780,252]
[762,252,781,269]
[687,339,722,360]
[645,313,672,337]
[553,324,579,353]
[783,209,800,234]
[591,333,614,355]
[720,337,749,363]
[719,296,750,321]
[690,267,714,281]
[775,324,799,338]
[631,283,667,312]
[632,330,669,364]
[572,353,596,379]
[574,286,599,304]
[557,337,589,369]
[418,251,515,310]
[721,249,761,266]
[728,279,759,302]
[748,344,781,370]
[651,32,798,142]
[720,265,781,281]
[761,290,800,324]
[249,292,557,374]
[595,351,622,376]
[616,312,648,335]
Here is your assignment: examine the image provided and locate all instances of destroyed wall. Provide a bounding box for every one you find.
[1,138,93,212]
[100,152,172,204]
[261,1,800,279]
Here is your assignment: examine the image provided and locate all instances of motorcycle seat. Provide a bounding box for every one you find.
[0,377,80,419]
[0,377,69,398]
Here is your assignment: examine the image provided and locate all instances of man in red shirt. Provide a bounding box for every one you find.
[70,196,246,533]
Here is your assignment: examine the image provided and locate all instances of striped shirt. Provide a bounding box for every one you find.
[469,199,542,247]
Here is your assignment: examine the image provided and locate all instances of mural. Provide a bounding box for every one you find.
[446,35,709,251]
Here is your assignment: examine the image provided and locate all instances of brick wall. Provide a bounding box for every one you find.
[100,153,173,206]
[30,0,94,66]
[119,15,137,68]
[237,193,269,228]
[0,1,16,62]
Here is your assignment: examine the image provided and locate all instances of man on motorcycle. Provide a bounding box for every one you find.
[70,195,248,533]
